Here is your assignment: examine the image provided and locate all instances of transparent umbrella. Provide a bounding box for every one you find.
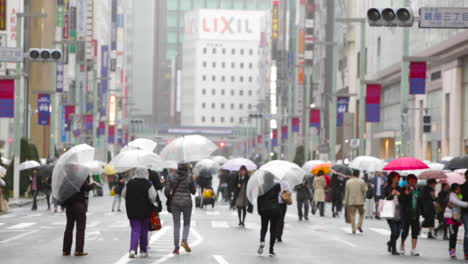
[223,158,257,171]
[349,156,385,172]
[52,144,95,202]
[121,138,158,152]
[0,166,6,176]
[302,160,325,176]
[212,156,228,166]
[247,160,304,204]
[109,149,164,173]
[19,160,41,171]
[160,135,218,163]
[193,159,220,178]
[83,160,105,174]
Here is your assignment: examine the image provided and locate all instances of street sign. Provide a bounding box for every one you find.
[0,47,22,62]
[419,7,468,29]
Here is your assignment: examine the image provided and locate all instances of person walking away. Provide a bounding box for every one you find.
[228,171,237,209]
[460,170,468,259]
[257,172,282,257]
[435,183,450,240]
[421,179,437,239]
[43,174,52,210]
[165,163,196,254]
[344,169,368,234]
[30,168,40,210]
[112,173,126,212]
[62,175,96,256]
[312,171,326,217]
[233,166,250,226]
[365,180,375,219]
[276,180,292,242]
[444,183,468,258]
[330,173,345,218]
[383,172,403,255]
[399,174,422,256]
[295,178,312,221]
[217,170,229,202]
[122,168,158,258]
[372,172,387,219]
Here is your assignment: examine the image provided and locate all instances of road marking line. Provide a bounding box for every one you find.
[0,223,4,226]
[0,230,39,243]
[88,221,101,228]
[207,211,220,216]
[211,221,229,228]
[0,214,17,219]
[333,237,357,248]
[370,228,391,236]
[213,255,229,264]
[340,227,363,235]
[7,222,36,229]
[152,227,204,264]
[286,213,296,218]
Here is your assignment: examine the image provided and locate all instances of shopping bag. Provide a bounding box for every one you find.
[110,189,115,197]
[149,211,162,231]
[379,198,400,221]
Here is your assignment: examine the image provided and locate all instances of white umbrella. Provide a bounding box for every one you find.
[442,156,454,162]
[301,160,325,176]
[83,160,105,174]
[223,158,257,171]
[109,149,164,173]
[40,158,47,165]
[0,166,6,177]
[123,138,158,152]
[193,159,220,178]
[52,144,95,202]
[19,160,41,171]
[247,160,305,203]
[349,156,385,172]
[428,163,445,171]
[160,135,218,163]
[163,160,178,169]
[212,156,227,166]
[1,157,11,165]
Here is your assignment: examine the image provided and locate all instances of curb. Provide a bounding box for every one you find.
[7,196,46,208]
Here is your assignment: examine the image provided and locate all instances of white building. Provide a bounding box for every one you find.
[181,9,268,128]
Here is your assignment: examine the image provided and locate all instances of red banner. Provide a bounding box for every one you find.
[257,135,263,144]
[0,79,14,117]
[64,105,75,120]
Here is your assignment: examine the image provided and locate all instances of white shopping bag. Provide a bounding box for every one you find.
[379,198,399,220]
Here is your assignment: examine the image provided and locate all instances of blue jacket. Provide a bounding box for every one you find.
[371,175,387,197]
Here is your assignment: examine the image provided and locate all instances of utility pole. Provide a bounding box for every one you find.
[399,0,410,157]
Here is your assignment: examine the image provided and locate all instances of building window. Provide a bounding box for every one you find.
[231,62,235,68]
[249,49,253,55]
[202,102,206,109]
[239,103,243,110]
[222,48,226,54]
[202,75,206,81]
[221,76,225,82]
[248,76,253,82]
[230,90,235,96]
[212,62,216,68]
[212,89,216,95]
[211,116,215,122]
[240,49,244,55]
[249,63,253,69]
[202,116,206,123]
[239,117,243,123]
[356,51,360,78]
[231,49,235,55]
[240,62,244,69]
[222,62,225,68]
[248,104,252,110]
[221,103,225,109]
[212,75,216,81]
[230,117,234,123]
[211,102,216,109]
[221,89,225,95]
[231,103,234,110]
[212,48,216,54]
[202,61,207,67]
[203,48,207,54]
[240,90,244,96]
[248,90,252,96]
[231,76,235,82]
[240,76,244,82]
[221,117,225,123]
[202,89,206,95]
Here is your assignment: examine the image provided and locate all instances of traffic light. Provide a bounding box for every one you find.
[219,141,225,148]
[423,115,431,133]
[367,8,414,27]
[248,114,263,119]
[28,48,62,62]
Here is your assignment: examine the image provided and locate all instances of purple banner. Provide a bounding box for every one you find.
[366,104,381,123]
[38,94,51,125]
[100,45,109,116]
[56,60,64,92]
[337,97,349,127]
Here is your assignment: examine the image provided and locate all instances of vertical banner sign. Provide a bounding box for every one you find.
[69,7,76,53]
[37,94,51,125]
[281,125,288,140]
[98,121,105,136]
[64,105,75,131]
[292,117,300,132]
[251,138,256,148]
[84,114,93,130]
[271,1,279,60]
[108,125,115,144]
[117,128,123,146]
[309,109,320,134]
[0,79,14,118]
[111,0,117,50]
[61,105,67,142]
[100,45,109,116]
[366,84,382,122]
[409,62,427,94]
[56,0,64,27]
[63,0,70,39]
[272,129,278,147]
[264,133,269,148]
[257,135,263,144]
[56,60,64,92]
[0,0,6,30]
[336,97,349,127]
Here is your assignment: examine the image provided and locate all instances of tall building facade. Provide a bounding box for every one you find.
[153,0,271,126]
[181,9,268,129]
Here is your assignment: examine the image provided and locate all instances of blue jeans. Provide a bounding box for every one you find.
[387,219,401,250]
[31,190,38,210]
[463,211,468,255]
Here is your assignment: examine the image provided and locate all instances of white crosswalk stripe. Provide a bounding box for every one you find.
[211,221,229,228]
[370,228,391,236]
[207,211,220,216]
[7,222,36,229]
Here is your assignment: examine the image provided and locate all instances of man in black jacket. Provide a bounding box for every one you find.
[460,170,468,259]
[295,178,311,221]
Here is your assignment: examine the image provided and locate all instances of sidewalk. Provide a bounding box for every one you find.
[6,195,46,208]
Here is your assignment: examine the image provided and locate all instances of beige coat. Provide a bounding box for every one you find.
[313,176,327,202]
[344,177,368,206]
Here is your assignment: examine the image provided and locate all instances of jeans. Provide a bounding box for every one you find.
[129,218,150,253]
[297,199,309,220]
[448,224,459,250]
[171,205,192,250]
[463,211,468,254]
[387,219,401,250]
[112,194,122,211]
[31,190,38,210]
[260,211,280,252]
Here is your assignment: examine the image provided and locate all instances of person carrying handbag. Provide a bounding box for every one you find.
[382,172,403,256]
[444,183,468,259]
[164,163,196,255]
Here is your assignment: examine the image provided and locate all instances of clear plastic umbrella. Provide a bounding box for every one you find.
[302,160,325,176]
[349,156,385,172]
[19,160,41,171]
[247,160,305,204]
[0,166,6,176]
[52,144,95,202]
[193,159,220,178]
[223,158,257,171]
[122,138,158,152]
[109,149,164,173]
[212,156,227,166]
[83,160,105,174]
[160,135,218,163]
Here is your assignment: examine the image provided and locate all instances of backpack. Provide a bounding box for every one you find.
[366,184,374,199]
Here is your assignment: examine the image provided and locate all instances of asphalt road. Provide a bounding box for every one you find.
[0,191,460,264]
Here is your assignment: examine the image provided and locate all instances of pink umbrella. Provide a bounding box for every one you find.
[383,157,429,171]
[441,172,466,185]
[418,170,447,180]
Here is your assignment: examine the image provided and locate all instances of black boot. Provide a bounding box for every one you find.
[387,241,392,253]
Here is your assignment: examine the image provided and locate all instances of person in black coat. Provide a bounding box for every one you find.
[233,166,250,226]
[383,172,403,255]
[330,173,345,218]
[295,178,311,221]
[399,174,423,256]
[421,179,437,239]
[435,183,450,240]
[112,173,126,212]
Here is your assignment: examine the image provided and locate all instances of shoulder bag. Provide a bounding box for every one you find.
[166,180,182,213]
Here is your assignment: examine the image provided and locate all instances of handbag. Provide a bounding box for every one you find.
[281,191,293,205]
[166,179,182,213]
[155,193,163,213]
[379,198,400,221]
[110,189,115,197]
[149,210,162,231]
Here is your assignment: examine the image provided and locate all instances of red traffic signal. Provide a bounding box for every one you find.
[219,141,226,148]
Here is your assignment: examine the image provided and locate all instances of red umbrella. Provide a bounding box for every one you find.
[324,175,331,187]
[418,170,447,180]
[383,157,429,171]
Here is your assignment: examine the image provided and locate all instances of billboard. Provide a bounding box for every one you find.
[184,9,264,41]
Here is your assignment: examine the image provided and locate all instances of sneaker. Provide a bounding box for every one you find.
[129,250,136,258]
[181,241,191,253]
[172,249,179,255]
[269,251,276,257]
[410,249,420,256]
[140,252,148,258]
[449,249,456,259]
[257,242,265,255]
[400,244,405,255]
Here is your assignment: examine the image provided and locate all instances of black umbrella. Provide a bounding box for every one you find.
[444,156,468,170]
[331,164,353,176]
